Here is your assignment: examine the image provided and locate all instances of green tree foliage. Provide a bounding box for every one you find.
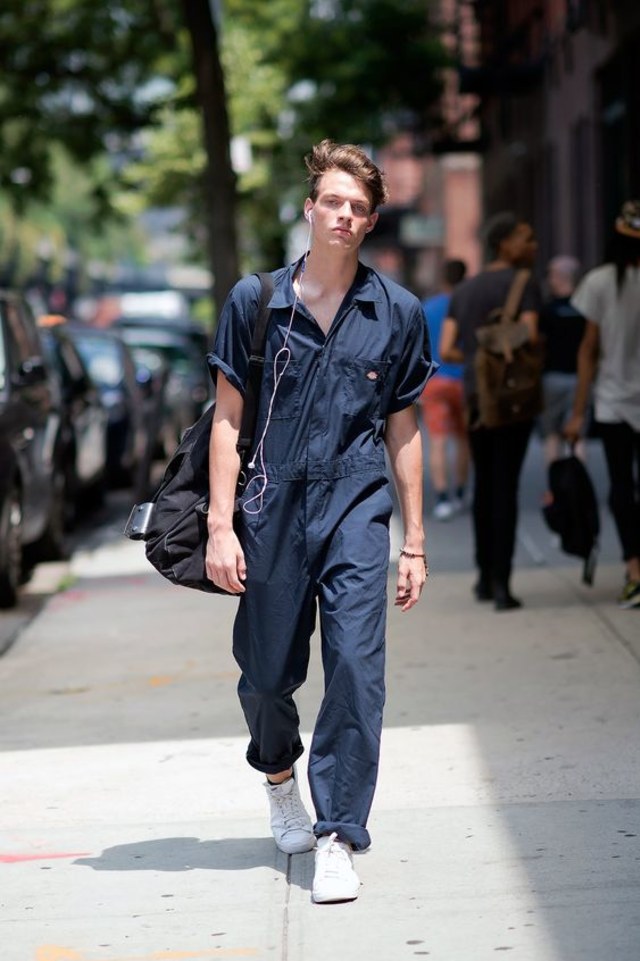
[0,0,178,208]
[0,0,240,312]
[218,0,447,267]
[0,0,447,306]
[278,0,446,146]
[121,1,296,273]
[0,146,145,289]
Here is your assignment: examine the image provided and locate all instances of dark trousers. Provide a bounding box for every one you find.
[468,421,533,585]
[598,421,640,562]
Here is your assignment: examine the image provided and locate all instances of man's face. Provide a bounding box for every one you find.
[305,169,378,251]
[504,222,538,267]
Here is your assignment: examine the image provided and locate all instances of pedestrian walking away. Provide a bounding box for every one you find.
[420,258,470,521]
[538,255,586,465]
[205,140,435,903]
[565,200,640,610]
[439,211,541,611]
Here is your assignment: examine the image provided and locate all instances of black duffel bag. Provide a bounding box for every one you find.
[542,452,600,585]
[124,272,273,593]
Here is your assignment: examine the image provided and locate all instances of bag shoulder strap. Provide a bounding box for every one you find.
[236,271,274,458]
[500,268,531,325]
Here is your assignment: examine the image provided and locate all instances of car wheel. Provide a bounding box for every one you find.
[27,467,69,563]
[0,485,23,609]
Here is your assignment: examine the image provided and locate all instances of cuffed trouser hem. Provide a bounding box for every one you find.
[314,820,371,852]
[245,740,305,776]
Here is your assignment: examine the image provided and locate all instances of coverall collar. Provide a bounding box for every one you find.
[268,257,382,312]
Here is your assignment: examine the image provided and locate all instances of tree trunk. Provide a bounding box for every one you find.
[181,0,239,322]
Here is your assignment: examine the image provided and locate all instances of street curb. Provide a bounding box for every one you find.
[0,559,73,658]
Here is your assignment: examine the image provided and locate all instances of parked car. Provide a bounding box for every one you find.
[65,325,149,491]
[38,318,109,523]
[119,342,170,461]
[0,292,67,607]
[114,322,211,455]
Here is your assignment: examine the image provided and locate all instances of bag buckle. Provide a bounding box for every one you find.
[124,502,155,540]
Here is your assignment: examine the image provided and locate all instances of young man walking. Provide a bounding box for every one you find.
[206,140,433,902]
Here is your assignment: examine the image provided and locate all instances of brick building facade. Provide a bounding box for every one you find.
[363,0,483,296]
[462,0,640,270]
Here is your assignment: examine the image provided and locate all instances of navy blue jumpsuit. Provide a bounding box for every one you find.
[209,260,433,850]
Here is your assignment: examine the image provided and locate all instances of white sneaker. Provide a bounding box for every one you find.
[312,832,360,903]
[264,773,315,854]
[433,499,454,521]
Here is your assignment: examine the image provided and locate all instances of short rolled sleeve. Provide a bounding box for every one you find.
[571,270,605,326]
[207,276,261,396]
[386,303,437,414]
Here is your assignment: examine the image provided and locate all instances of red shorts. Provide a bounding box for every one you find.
[420,377,466,437]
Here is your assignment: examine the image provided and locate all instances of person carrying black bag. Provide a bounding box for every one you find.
[440,212,542,610]
[565,200,640,610]
[206,140,434,903]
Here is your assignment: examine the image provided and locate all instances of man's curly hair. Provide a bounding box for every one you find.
[305,139,389,211]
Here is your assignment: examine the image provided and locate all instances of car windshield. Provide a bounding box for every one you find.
[72,335,123,388]
[119,329,198,376]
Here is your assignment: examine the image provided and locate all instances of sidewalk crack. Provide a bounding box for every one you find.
[557,568,640,667]
[281,854,292,961]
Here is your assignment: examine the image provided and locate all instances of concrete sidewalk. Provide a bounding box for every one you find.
[0,537,639,961]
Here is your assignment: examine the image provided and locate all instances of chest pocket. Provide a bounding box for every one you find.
[343,359,390,418]
[263,359,301,420]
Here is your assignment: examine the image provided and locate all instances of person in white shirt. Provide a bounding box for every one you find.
[565,200,640,609]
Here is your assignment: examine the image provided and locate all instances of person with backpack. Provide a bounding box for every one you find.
[565,200,640,609]
[439,212,541,610]
[205,140,434,902]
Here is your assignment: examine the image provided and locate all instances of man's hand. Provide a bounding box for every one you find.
[563,322,599,447]
[205,527,247,594]
[563,412,585,446]
[394,553,428,612]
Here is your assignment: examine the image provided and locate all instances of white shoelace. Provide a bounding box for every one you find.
[317,833,352,877]
[272,786,308,829]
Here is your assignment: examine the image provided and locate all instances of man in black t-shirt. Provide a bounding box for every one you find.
[440,212,542,610]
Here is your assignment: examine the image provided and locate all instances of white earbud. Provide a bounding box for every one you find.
[306,210,313,224]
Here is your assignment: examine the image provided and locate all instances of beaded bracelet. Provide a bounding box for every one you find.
[399,549,429,574]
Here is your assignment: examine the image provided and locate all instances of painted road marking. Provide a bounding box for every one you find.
[1,852,91,864]
[35,949,258,961]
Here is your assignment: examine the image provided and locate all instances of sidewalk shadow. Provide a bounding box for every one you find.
[73,836,313,890]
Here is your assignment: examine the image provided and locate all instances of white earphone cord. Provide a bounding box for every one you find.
[242,217,312,515]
